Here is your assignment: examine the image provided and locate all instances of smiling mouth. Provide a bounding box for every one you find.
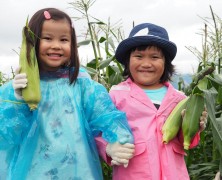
[138,70,153,73]
[48,53,62,57]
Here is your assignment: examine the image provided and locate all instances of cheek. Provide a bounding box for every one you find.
[157,61,165,71]
[160,65,165,73]
[65,46,71,56]
[129,59,137,70]
[129,63,136,76]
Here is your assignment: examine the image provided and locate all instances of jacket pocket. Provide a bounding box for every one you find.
[171,142,189,178]
[134,142,146,156]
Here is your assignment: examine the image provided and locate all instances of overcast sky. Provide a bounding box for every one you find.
[1,0,222,77]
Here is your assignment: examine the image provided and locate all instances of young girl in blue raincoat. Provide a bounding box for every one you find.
[96,23,208,180]
[0,8,134,180]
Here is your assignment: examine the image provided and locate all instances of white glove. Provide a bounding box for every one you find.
[106,142,135,168]
[12,67,27,100]
[214,171,221,180]
[199,109,208,132]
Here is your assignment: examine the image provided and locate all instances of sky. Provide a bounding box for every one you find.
[0,0,222,77]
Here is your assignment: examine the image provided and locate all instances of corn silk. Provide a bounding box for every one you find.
[0,67,134,180]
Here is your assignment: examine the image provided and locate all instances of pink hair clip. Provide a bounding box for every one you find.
[44,11,51,20]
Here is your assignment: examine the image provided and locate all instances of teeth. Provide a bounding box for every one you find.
[48,54,61,57]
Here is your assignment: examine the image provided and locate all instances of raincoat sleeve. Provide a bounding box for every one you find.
[0,81,32,148]
[78,74,134,144]
[0,81,32,177]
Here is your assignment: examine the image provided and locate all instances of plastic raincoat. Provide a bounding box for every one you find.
[0,68,134,180]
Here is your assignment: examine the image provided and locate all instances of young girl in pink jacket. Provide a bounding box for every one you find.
[96,23,207,180]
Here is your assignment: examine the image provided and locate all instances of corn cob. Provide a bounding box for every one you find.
[182,94,205,150]
[19,23,41,110]
[162,97,189,144]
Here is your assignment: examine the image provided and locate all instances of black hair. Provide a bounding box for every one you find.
[27,8,80,84]
[122,45,175,83]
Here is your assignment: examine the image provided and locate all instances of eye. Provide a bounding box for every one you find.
[133,54,142,58]
[42,36,51,41]
[152,54,162,60]
[61,38,69,42]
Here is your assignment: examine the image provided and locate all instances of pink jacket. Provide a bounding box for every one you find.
[96,78,200,180]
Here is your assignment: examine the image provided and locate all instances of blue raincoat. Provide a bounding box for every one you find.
[0,67,134,180]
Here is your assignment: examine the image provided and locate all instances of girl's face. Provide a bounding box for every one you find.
[38,19,71,71]
[129,46,165,89]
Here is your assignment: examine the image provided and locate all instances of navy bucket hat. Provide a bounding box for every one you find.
[115,23,177,64]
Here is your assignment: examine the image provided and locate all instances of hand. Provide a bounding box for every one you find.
[12,67,27,100]
[199,108,208,132]
[181,108,208,132]
[214,171,221,180]
[106,142,135,168]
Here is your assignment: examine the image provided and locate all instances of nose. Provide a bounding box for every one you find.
[51,40,61,49]
[141,58,152,67]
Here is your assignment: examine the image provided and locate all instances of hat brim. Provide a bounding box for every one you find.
[115,36,177,64]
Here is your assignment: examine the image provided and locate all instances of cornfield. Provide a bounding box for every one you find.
[1,1,221,179]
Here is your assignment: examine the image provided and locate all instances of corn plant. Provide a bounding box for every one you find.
[181,6,222,180]
[69,0,125,90]
[0,72,6,87]
[0,67,14,87]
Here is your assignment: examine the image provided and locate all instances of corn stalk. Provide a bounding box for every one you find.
[184,6,222,180]
[69,0,124,90]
